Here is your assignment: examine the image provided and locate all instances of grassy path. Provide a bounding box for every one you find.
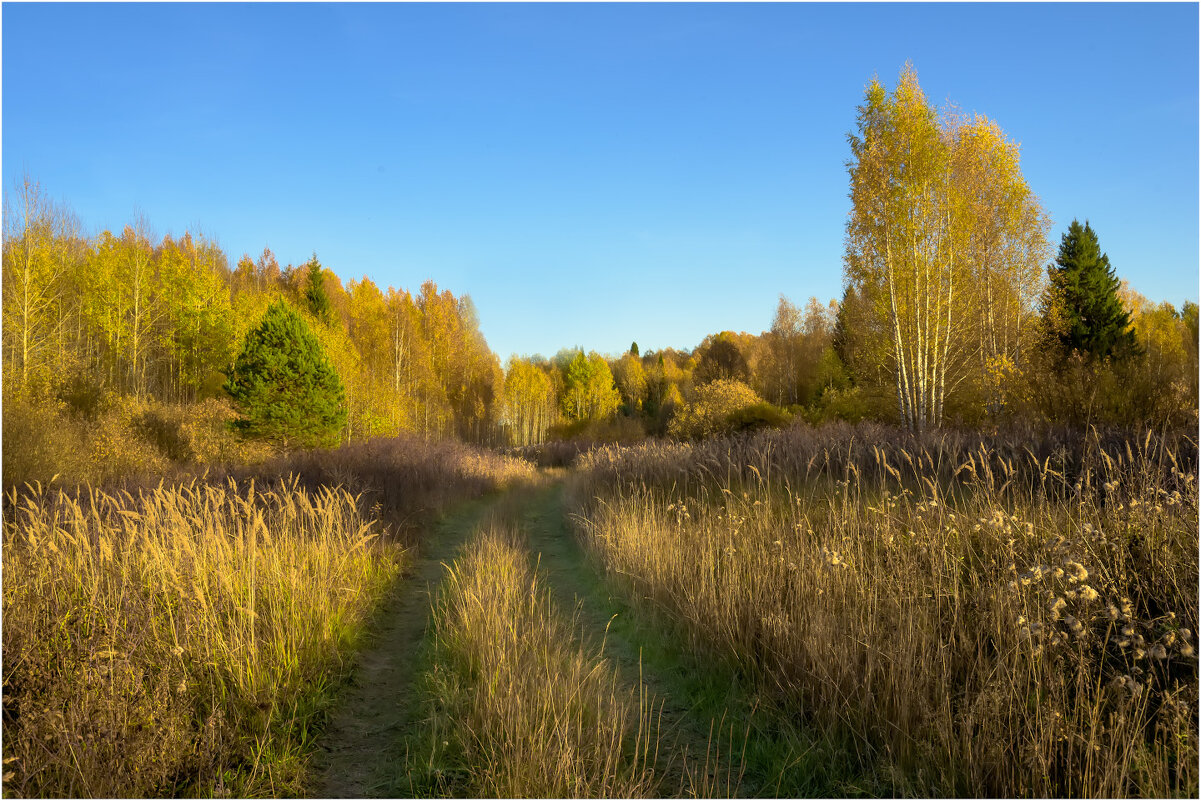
[518,480,760,797]
[316,475,800,797]
[312,496,496,797]
[521,480,857,798]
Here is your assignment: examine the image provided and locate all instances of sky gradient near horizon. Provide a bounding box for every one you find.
[4,2,1197,361]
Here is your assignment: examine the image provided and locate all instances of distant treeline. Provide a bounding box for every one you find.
[3,175,501,445]
[4,70,1198,475]
[4,168,1197,477]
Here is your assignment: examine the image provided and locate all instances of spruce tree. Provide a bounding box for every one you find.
[1044,220,1135,359]
[224,299,347,447]
[304,255,333,325]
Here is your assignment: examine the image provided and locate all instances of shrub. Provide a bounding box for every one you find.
[1,395,91,489]
[667,379,768,440]
[808,385,871,424]
[724,401,792,433]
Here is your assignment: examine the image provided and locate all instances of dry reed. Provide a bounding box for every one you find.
[571,422,1199,797]
[2,477,405,797]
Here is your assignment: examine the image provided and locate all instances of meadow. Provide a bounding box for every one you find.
[569,422,1199,797]
[2,421,1197,798]
[1,435,530,797]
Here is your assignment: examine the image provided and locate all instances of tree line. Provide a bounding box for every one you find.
[504,66,1196,442]
[2,176,503,445]
[4,64,1196,457]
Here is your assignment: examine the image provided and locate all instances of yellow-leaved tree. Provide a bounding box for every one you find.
[503,357,557,445]
[844,64,1050,431]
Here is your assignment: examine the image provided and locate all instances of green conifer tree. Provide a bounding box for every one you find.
[1044,220,1136,359]
[224,299,347,447]
[304,254,333,325]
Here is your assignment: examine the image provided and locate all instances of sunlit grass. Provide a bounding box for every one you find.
[409,512,664,798]
[571,423,1199,797]
[2,477,404,797]
[1,433,531,798]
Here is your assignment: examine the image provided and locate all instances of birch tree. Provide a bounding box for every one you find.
[504,357,556,445]
[845,65,1049,430]
[951,115,1049,416]
[2,177,80,394]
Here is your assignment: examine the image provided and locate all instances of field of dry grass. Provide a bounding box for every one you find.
[4,417,1195,798]
[570,422,1199,797]
[1,436,531,797]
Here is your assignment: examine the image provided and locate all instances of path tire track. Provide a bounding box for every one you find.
[312,498,494,798]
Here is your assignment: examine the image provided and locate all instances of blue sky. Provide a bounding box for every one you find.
[4,2,1197,361]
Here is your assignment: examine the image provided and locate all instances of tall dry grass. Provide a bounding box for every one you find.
[571,423,1199,797]
[412,513,663,797]
[2,430,532,797]
[233,434,534,543]
[2,478,405,797]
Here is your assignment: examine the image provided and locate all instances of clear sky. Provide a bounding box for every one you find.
[3,2,1197,361]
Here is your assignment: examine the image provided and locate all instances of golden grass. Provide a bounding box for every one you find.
[233,434,535,544]
[571,423,1199,797]
[2,477,406,797]
[412,514,663,797]
[2,429,531,798]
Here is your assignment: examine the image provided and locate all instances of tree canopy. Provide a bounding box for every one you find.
[844,64,1050,431]
[304,255,333,325]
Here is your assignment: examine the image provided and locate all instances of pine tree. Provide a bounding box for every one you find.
[224,299,347,447]
[1044,220,1136,359]
[304,254,333,325]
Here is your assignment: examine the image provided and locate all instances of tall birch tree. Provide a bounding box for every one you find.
[845,65,1049,430]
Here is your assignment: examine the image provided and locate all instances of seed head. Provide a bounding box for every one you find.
[1065,561,1089,582]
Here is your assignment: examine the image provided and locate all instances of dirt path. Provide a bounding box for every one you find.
[312,496,495,798]
[315,477,768,797]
